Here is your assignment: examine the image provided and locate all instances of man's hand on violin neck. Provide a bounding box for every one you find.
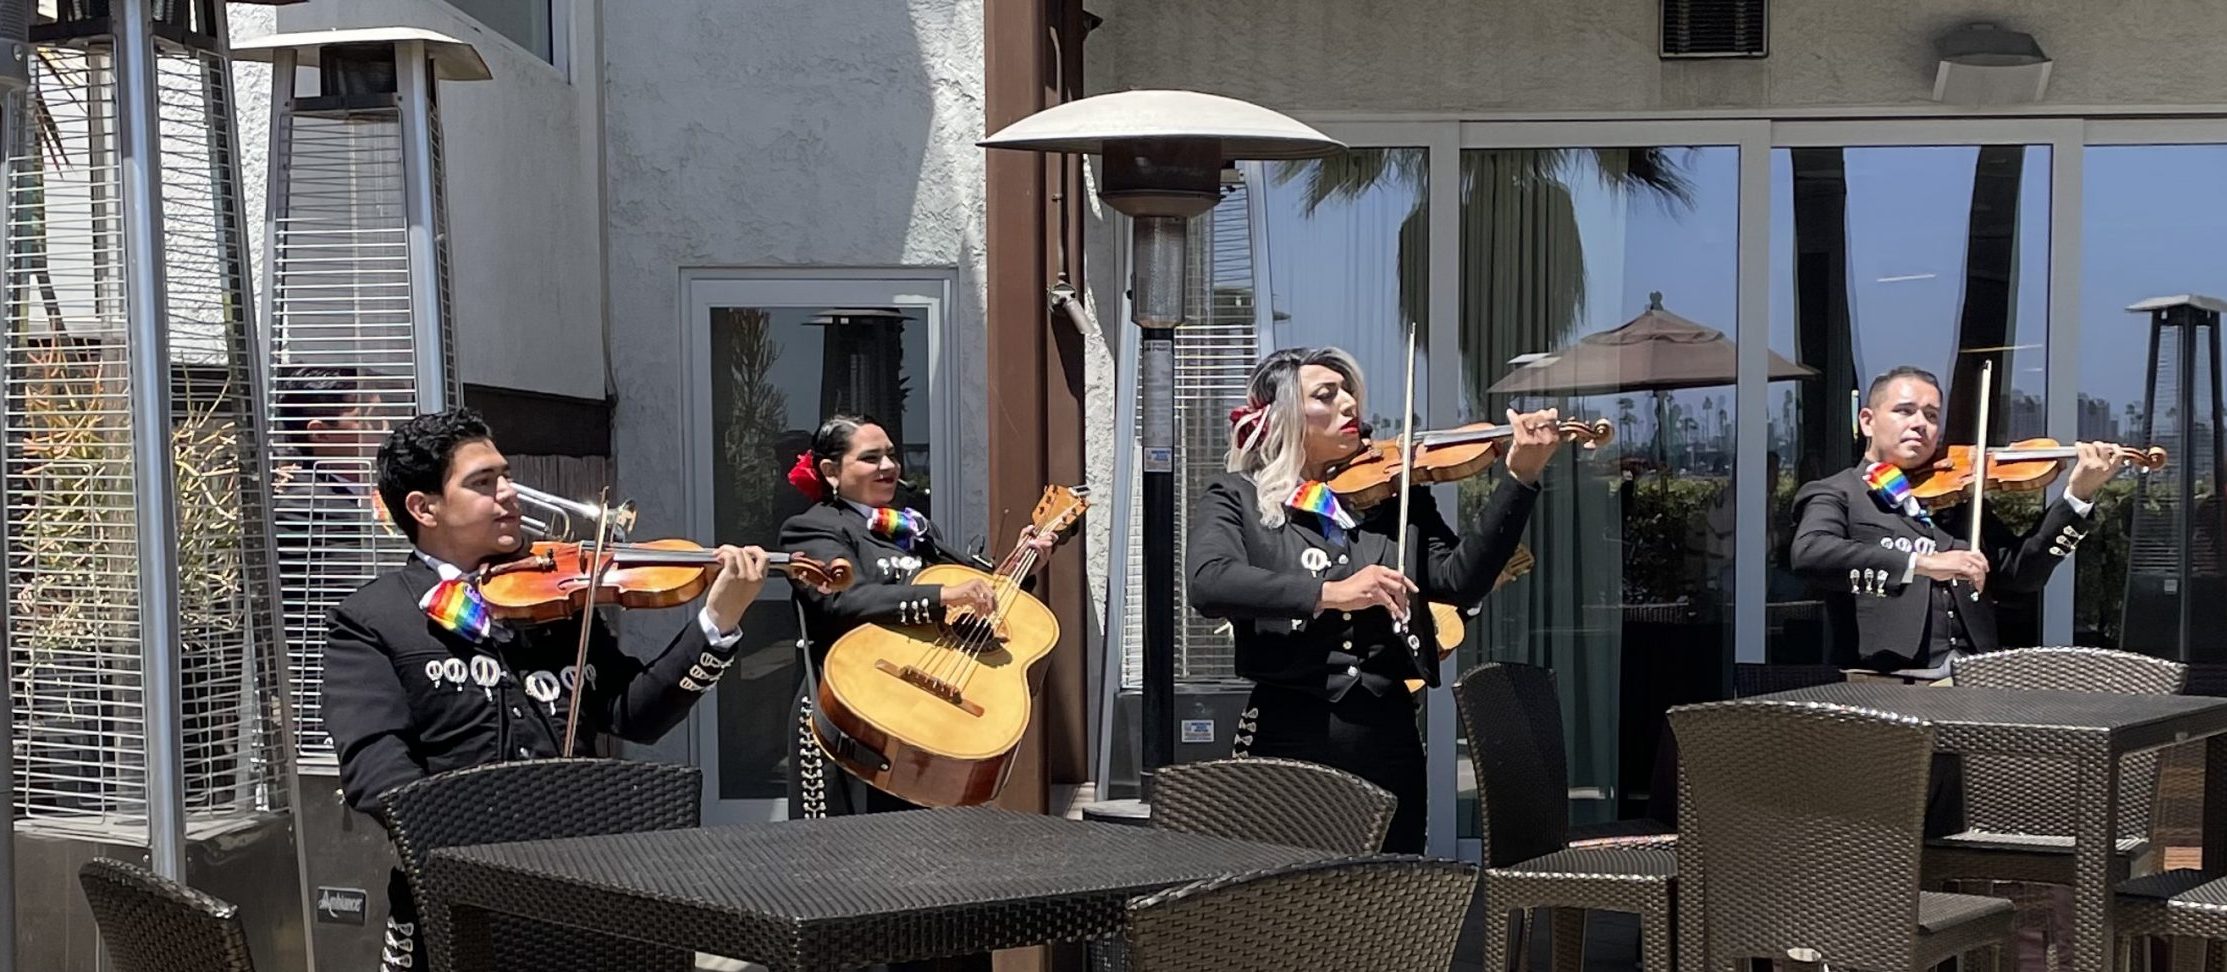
[704,545,768,633]
[2064,440,2117,503]
[1503,407,1564,486]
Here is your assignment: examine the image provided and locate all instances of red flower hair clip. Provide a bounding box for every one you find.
[787,452,827,501]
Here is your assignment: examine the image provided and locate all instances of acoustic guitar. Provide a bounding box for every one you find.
[813,484,1090,806]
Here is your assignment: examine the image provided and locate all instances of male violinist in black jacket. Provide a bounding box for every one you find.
[321,407,767,972]
[1790,365,2117,680]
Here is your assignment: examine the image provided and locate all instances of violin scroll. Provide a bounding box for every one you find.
[2112,444,2169,472]
[782,553,856,595]
[1561,418,1615,449]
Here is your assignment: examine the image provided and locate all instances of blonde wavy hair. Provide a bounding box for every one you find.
[1225,347,1365,528]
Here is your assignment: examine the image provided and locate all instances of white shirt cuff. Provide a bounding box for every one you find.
[2064,492,2095,517]
[698,608,743,649]
[1901,552,1918,586]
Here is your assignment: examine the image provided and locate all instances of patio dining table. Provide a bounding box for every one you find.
[420,804,1340,972]
[1692,682,2227,972]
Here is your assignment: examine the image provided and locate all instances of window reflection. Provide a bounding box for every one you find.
[707,304,931,800]
[2079,146,2227,660]
[1458,145,1740,827]
[1767,145,2052,665]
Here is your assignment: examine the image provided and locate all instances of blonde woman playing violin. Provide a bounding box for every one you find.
[1186,346,1564,853]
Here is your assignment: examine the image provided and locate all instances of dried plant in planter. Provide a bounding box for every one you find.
[8,337,255,819]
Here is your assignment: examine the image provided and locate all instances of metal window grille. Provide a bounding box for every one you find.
[1117,170,1261,687]
[5,18,288,840]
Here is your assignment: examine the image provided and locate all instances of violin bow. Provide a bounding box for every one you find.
[1393,320,1418,624]
[561,486,618,756]
[1964,360,1993,603]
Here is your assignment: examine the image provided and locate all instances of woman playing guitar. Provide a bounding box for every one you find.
[1185,346,1566,853]
[778,414,1055,819]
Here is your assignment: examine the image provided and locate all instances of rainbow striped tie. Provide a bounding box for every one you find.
[1862,461,1932,525]
[422,578,493,643]
[1286,480,1356,530]
[867,507,929,550]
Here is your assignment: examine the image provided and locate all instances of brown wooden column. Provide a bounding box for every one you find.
[985,0,1090,969]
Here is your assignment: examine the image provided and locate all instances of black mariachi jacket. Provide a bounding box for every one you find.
[1790,465,2091,671]
[321,556,735,813]
[1187,471,1539,700]
[778,500,1015,664]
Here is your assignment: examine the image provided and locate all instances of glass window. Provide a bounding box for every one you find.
[1458,145,1742,827]
[443,0,555,63]
[1766,145,2053,663]
[1262,148,1431,424]
[705,303,933,801]
[2077,145,2227,661]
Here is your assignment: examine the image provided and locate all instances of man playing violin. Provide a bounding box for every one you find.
[1790,365,2119,680]
[321,407,768,972]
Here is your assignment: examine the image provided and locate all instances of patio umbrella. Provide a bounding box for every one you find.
[1486,292,1817,478]
[1487,292,1816,398]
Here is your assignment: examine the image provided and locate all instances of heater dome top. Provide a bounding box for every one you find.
[980,89,1344,161]
[233,27,492,82]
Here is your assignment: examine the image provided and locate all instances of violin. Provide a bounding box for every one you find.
[475,539,856,623]
[1324,418,1615,510]
[1906,438,2167,511]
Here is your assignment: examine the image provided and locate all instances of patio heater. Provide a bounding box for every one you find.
[2,1,305,970]
[807,307,912,455]
[980,91,1342,801]
[2119,295,2227,663]
[226,27,486,971]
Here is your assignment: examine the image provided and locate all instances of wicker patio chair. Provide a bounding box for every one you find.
[79,858,259,972]
[1671,699,2015,972]
[1928,646,2185,891]
[383,757,701,972]
[1122,856,1476,972]
[1458,661,1678,972]
[1152,756,1398,853]
[1088,756,1401,971]
[2114,869,2227,971]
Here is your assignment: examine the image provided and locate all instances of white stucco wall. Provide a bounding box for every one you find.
[597,0,990,548]
[270,0,606,400]
[1089,0,2227,113]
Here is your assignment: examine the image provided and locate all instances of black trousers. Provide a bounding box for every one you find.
[792,690,993,972]
[1236,680,1428,854]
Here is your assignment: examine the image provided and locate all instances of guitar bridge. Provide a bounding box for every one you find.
[874,660,986,717]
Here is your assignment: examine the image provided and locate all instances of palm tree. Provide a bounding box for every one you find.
[1271,147,1695,416]
[1948,146,2028,442]
[716,308,789,539]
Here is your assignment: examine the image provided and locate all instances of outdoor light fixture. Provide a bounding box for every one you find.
[980,90,1342,801]
[3,1,308,968]
[230,28,486,970]
[1932,22,2051,105]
